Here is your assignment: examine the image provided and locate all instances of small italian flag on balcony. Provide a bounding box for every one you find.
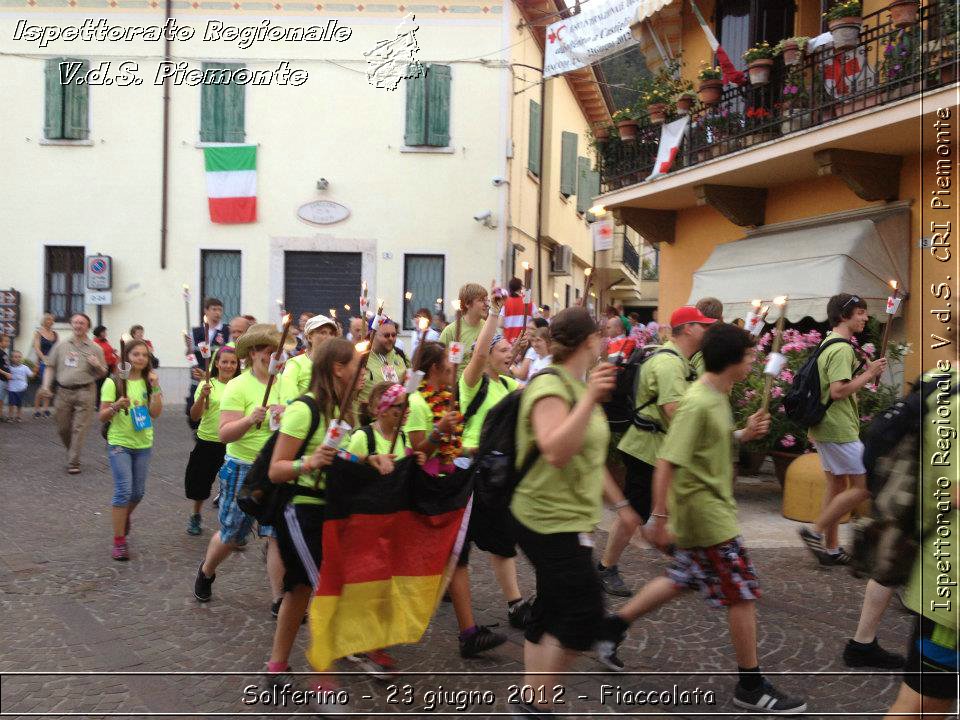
[204,145,257,224]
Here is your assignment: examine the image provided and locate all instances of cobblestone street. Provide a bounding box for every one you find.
[0,411,913,719]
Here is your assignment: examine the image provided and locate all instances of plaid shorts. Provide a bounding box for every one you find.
[216,457,275,544]
[667,536,761,608]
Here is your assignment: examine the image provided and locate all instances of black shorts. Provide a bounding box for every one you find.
[512,515,606,652]
[277,503,325,593]
[903,613,959,700]
[458,502,517,567]
[619,451,654,521]
[183,438,227,501]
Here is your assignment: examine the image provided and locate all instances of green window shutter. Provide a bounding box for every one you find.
[560,132,578,196]
[62,59,89,140]
[528,100,541,176]
[200,62,224,142]
[589,169,601,209]
[426,64,451,147]
[222,64,245,143]
[576,156,591,213]
[44,58,64,139]
[404,64,427,146]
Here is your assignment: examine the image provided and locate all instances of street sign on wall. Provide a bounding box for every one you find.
[86,255,112,290]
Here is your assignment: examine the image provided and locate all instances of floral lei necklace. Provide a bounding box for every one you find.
[419,381,463,464]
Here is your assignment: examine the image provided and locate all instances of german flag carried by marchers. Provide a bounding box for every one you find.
[307,456,473,670]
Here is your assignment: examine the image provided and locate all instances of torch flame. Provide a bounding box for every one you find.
[182,283,189,291]
[521,261,531,271]
[418,316,430,331]
[773,295,788,306]
[760,305,770,316]
[751,299,762,309]
[890,280,898,291]
[405,291,413,301]
[355,340,370,353]
[436,298,443,305]
[344,304,351,311]
[282,313,291,325]
[330,308,337,318]
[584,267,593,277]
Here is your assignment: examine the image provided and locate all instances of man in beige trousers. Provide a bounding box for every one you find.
[37,313,107,474]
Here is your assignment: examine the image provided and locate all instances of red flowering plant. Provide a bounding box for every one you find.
[730,326,905,454]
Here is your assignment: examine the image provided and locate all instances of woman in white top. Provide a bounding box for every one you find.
[511,325,552,383]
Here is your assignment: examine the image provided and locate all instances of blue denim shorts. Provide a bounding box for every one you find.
[216,456,275,544]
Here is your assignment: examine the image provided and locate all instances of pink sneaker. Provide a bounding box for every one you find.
[112,539,129,561]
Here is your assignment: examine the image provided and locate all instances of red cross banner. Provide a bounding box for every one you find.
[543,0,643,77]
[822,47,876,98]
[646,116,690,181]
[592,217,615,251]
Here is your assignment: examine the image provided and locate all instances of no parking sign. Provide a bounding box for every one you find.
[85,255,112,291]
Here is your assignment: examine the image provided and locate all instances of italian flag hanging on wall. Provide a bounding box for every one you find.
[204,145,257,223]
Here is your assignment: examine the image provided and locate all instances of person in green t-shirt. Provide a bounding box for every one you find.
[347,381,419,472]
[438,282,489,383]
[283,315,339,396]
[457,288,531,631]
[596,322,807,714]
[602,305,712,597]
[799,294,887,566]
[689,297,724,377]
[98,339,164,562]
[184,346,240,537]
[508,307,639,717]
[402,337,508,660]
[194,324,293,612]
[263,337,360,693]
[360,318,411,417]
[882,365,958,719]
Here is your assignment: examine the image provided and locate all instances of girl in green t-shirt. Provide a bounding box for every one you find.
[98,339,164,562]
[346,381,422,473]
[183,346,239,537]
[264,338,360,694]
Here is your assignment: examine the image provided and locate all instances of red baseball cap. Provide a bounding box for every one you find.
[670,306,718,327]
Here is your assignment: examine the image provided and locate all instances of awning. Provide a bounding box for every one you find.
[632,0,681,73]
[686,209,910,322]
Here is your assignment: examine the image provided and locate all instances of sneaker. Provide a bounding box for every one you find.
[508,597,535,629]
[798,527,832,564]
[820,547,852,566]
[843,638,905,669]
[459,625,507,658]
[595,614,627,672]
[347,650,397,680]
[194,562,215,602]
[733,680,807,714]
[271,597,282,619]
[112,539,129,562]
[44,410,52,417]
[510,700,555,717]
[186,513,202,536]
[212,492,220,509]
[34,411,42,418]
[598,565,632,597]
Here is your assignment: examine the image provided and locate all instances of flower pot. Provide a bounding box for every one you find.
[747,58,774,85]
[647,102,668,124]
[782,41,801,66]
[616,119,638,142]
[737,450,767,476]
[829,17,862,50]
[698,79,723,106]
[887,0,917,28]
[594,126,610,141]
[676,95,695,114]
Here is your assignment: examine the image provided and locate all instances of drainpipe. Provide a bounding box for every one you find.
[534,74,547,307]
[160,0,172,269]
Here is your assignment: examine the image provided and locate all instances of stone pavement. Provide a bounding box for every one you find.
[0,411,914,719]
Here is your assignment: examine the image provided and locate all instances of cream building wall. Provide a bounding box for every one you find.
[1,2,522,397]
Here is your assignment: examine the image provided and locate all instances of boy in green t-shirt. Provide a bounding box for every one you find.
[438,283,489,382]
[597,323,807,714]
[799,294,886,566]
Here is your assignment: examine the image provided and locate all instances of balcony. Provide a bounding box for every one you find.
[594,234,645,301]
[598,1,957,196]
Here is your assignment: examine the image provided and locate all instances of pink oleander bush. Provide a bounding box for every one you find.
[731,327,901,454]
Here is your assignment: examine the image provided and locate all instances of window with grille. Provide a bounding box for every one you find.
[45,246,85,321]
[201,250,242,322]
[403,255,444,330]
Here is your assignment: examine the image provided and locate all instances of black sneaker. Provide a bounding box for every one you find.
[510,700,555,717]
[843,638,905,669]
[594,613,627,672]
[508,597,535,629]
[598,564,632,597]
[819,547,852,566]
[733,680,807,714]
[194,562,215,602]
[459,625,507,658]
[798,527,833,564]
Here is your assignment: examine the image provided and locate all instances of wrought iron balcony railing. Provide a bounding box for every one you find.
[599,0,958,191]
[622,237,641,276]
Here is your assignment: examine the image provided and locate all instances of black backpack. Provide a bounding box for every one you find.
[782,337,863,427]
[603,345,693,433]
[470,368,568,510]
[851,375,959,584]
[358,424,408,456]
[236,395,326,525]
[463,375,511,424]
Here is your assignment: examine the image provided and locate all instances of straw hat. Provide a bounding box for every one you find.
[234,323,283,360]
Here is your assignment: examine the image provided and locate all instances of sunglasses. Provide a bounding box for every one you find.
[840,295,862,312]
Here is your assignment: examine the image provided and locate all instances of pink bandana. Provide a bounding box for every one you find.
[375,383,406,416]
